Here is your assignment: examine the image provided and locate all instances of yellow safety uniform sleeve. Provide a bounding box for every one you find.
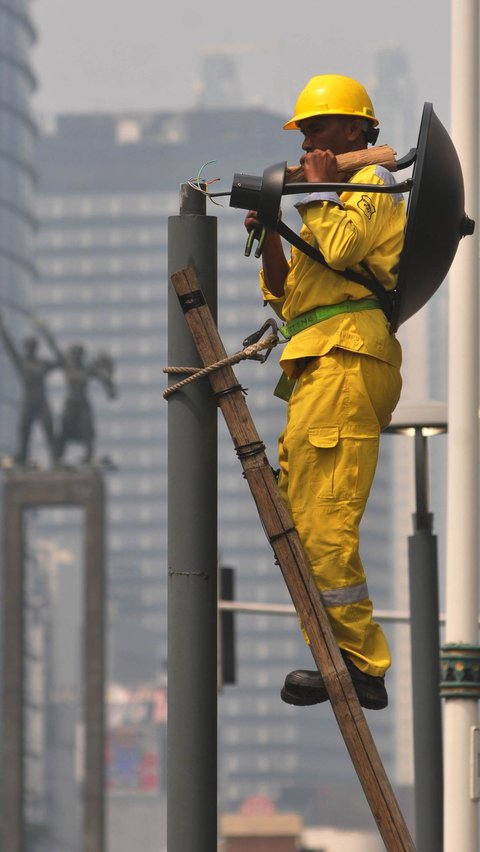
[299,165,404,278]
[259,270,286,318]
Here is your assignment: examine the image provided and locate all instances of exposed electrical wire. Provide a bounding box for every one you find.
[187,160,224,206]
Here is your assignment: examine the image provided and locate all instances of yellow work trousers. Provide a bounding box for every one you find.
[278,348,402,677]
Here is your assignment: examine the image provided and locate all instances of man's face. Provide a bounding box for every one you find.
[298,115,361,156]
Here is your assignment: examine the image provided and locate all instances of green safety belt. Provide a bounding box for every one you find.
[274,297,380,401]
[279,297,380,340]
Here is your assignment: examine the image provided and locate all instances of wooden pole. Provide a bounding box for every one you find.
[169,265,416,852]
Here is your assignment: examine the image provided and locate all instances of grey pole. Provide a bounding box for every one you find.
[167,185,218,851]
[408,429,443,852]
[83,473,106,852]
[2,479,25,852]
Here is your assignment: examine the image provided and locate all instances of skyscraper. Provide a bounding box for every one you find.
[0,0,37,453]
[0,1,44,842]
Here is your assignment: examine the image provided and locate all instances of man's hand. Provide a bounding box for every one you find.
[243,211,288,297]
[244,210,264,234]
[300,149,342,184]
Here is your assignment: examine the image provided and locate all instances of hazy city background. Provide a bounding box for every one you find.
[33,0,451,121]
[0,1,456,850]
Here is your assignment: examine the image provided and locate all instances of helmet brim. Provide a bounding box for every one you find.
[283,109,379,131]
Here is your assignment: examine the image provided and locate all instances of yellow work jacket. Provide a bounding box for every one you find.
[260,164,405,378]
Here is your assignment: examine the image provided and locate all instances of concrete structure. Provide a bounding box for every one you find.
[2,469,105,852]
[221,813,302,852]
[300,825,384,851]
[444,3,480,849]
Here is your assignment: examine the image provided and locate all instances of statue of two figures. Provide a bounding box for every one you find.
[0,311,117,468]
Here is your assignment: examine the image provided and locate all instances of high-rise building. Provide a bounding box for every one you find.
[0,0,37,453]
[0,1,43,841]
[32,106,402,828]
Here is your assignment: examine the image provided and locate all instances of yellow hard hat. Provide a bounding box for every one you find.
[283,74,378,130]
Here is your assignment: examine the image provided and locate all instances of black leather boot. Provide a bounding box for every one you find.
[281,655,388,710]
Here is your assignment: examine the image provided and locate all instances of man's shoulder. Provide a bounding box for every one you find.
[349,163,405,209]
[351,162,398,185]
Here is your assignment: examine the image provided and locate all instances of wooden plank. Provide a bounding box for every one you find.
[169,266,416,852]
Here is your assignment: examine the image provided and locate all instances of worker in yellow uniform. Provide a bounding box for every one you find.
[245,75,405,710]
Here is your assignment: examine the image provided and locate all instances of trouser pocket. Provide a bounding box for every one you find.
[307,423,380,502]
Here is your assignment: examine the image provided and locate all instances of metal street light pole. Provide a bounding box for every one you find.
[167,186,218,852]
[385,400,446,852]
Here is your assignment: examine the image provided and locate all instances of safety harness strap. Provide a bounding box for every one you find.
[277,219,395,320]
[280,297,380,340]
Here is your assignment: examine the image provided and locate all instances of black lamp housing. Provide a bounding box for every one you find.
[392,102,474,330]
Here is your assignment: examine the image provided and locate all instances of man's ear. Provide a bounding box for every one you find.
[345,118,364,143]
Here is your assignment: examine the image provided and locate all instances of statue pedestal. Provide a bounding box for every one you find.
[2,467,106,852]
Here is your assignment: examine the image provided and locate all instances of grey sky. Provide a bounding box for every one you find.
[33,0,451,128]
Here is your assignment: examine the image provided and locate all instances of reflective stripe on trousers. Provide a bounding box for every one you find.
[277,348,402,677]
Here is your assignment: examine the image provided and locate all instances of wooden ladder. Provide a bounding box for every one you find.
[170,265,416,852]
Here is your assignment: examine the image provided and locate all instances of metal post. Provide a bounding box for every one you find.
[408,430,442,852]
[167,185,218,851]
[83,476,106,852]
[445,1,480,849]
[2,481,25,852]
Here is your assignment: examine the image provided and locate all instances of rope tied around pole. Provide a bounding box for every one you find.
[163,333,279,399]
